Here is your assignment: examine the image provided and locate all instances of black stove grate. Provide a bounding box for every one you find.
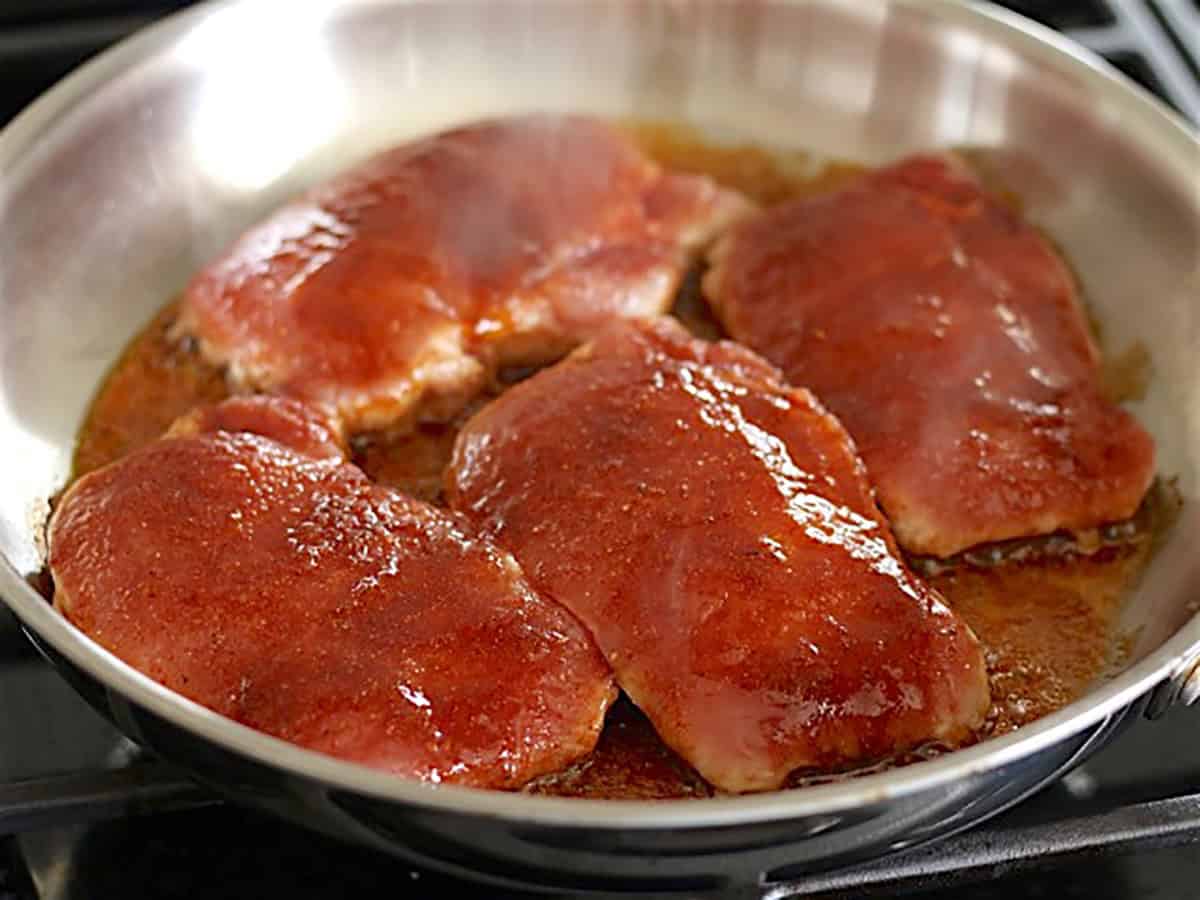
[992,0,1200,119]
[0,3,188,126]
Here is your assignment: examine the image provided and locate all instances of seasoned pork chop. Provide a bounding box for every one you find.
[448,319,989,793]
[49,396,615,787]
[703,154,1155,557]
[178,116,750,432]
[166,393,345,459]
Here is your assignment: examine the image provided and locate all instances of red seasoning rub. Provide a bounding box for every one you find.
[704,154,1155,558]
[447,318,989,793]
[177,115,750,433]
[166,393,346,459]
[49,396,616,788]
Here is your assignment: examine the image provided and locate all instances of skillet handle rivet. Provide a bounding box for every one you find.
[1179,661,1200,708]
[1144,656,1200,720]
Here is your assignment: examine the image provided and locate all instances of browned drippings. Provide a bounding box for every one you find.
[527,698,714,799]
[64,121,1166,800]
[934,545,1150,737]
[351,424,460,504]
[625,120,866,206]
[72,303,229,479]
[1102,340,1153,405]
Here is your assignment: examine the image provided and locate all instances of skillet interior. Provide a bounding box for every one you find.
[55,120,1177,801]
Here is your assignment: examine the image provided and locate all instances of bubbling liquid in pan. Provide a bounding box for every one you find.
[64,123,1170,798]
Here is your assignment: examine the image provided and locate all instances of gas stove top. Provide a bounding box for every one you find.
[2,2,1198,898]
[2,638,1199,899]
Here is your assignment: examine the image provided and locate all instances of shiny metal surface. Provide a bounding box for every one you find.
[0,0,1197,888]
[1178,660,1200,707]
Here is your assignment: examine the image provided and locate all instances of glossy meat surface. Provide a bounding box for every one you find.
[704,155,1155,557]
[166,394,345,460]
[49,397,615,787]
[178,116,749,432]
[448,318,989,792]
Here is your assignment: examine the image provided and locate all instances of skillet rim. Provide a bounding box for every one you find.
[0,0,1197,830]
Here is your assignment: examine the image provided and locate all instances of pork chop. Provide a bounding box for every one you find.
[447,318,989,793]
[49,396,616,788]
[703,154,1155,557]
[178,116,750,432]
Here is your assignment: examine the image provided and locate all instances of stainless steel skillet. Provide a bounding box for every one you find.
[0,0,1197,891]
